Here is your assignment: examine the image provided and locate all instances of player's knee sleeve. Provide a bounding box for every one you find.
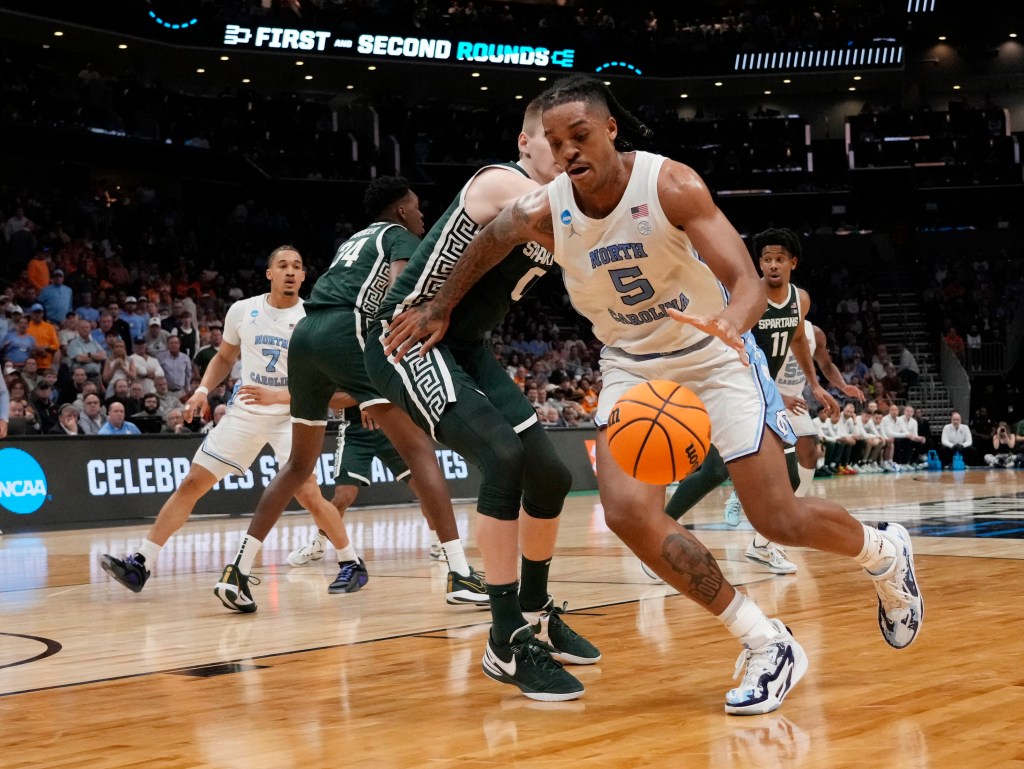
[704,447,730,485]
[437,393,524,521]
[475,435,525,521]
[784,446,800,492]
[664,445,728,521]
[520,424,571,519]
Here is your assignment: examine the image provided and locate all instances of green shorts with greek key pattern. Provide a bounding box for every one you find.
[289,309,389,424]
[333,408,409,487]
[363,320,536,437]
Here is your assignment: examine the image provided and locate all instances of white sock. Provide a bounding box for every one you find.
[854,525,897,575]
[795,465,815,497]
[751,533,771,548]
[442,539,470,576]
[719,592,779,649]
[336,543,359,563]
[137,539,162,569]
[235,534,262,576]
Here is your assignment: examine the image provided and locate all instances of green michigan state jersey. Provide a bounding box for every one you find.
[376,162,554,343]
[305,222,420,334]
[752,283,802,379]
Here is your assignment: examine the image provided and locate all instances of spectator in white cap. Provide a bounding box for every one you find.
[144,315,170,354]
[120,296,147,340]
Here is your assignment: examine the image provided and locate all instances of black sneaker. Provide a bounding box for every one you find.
[525,598,602,665]
[482,625,585,701]
[328,558,369,594]
[446,566,489,605]
[100,553,150,593]
[214,563,260,613]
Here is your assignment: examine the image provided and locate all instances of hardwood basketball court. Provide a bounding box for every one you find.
[2,470,1022,768]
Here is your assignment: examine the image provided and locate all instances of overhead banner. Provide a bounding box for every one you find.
[222,24,576,69]
[0,429,597,529]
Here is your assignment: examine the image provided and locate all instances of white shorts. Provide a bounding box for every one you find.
[787,407,818,437]
[192,408,292,481]
[596,332,796,463]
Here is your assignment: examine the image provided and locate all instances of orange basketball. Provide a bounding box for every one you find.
[606,380,711,485]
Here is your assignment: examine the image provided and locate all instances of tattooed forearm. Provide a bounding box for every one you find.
[433,217,516,311]
[661,533,726,606]
[511,199,531,225]
[536,213,554,236]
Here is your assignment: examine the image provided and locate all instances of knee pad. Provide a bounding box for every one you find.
[520,424,571,520]
[436,391,526,522]
[784,445,800,491]
[474,433,526,522]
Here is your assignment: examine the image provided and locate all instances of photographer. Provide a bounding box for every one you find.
[984,422,1017,468]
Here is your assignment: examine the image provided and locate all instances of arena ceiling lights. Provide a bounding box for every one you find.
[734,45,904,73]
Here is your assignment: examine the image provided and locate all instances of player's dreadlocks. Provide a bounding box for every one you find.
[536,75,654,151]
[752,228,802,259]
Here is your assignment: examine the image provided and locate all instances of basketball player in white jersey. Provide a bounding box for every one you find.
[770,320,863,490]
[383,76,923,716]
[715,318,864,568]
[100,247,359,595]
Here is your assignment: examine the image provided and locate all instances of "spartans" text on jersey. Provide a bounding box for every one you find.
[757,315,800,330]
[523,240,553,266]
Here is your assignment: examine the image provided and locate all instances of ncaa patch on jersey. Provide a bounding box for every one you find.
[560,209,573,225]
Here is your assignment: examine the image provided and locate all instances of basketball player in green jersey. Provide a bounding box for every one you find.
[214,177,486,612]
[663,228,839,574]
[287,404,450,566]
[365,100,600,702]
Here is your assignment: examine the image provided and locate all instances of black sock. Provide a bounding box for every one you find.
[488,581,525,643]
[519,556,551,612]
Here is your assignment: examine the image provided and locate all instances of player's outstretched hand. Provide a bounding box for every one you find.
[666,308,749,366]
[813,385,839,418]
[183,391,208,423]
[382,303,449,362]
[841,383,865,402]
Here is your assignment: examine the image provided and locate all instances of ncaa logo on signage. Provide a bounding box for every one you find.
[0,448,49,514]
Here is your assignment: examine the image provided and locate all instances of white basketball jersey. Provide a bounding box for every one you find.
[548,151,728,356]
[775,320,815,396]
[222,294,305,416]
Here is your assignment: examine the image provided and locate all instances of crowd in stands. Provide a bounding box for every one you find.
[918,236,1024,371]
[3,170,1022,468]
[1,4,1021,459]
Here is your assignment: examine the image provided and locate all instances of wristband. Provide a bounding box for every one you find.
[195,386,209,395]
